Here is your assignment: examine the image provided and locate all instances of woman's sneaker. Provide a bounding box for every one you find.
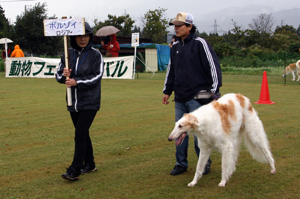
[81,163,97,174]
[62,166,81,181]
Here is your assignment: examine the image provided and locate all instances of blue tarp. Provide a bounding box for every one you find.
[155,44,170,71]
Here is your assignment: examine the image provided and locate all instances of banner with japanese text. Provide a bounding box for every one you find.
[5,56,134,79]
[102,56,133,79]
[6,57,59,78]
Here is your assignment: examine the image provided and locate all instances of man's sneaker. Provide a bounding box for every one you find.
[170,165,187,175]
[81,163,97,175]
[62,166,81,181]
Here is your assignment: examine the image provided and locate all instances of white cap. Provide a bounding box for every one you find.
[169,12,194,26]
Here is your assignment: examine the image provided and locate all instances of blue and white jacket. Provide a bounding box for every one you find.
[56,23,104,112]
[163,33,222,102]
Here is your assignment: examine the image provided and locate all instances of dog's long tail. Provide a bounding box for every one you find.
[243,110,275,165]
[296,60,300,69]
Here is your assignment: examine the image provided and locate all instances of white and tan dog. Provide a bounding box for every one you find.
[282,60,300,81]
[168,93,276,187]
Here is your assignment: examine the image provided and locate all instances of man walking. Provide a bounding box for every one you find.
[162,12,222,175]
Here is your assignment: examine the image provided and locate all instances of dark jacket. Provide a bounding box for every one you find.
[56,22,104,112]
[163,33,222,102]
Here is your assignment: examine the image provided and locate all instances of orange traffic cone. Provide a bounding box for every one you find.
[255,71,275,104]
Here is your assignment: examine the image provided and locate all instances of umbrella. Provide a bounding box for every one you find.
[95,26,120,36]
[0,38,13,58]
[0,38,13,44]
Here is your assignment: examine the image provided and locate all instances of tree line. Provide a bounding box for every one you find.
[0,3,169,56]
[201,16,300,59]
[0,2,299,59]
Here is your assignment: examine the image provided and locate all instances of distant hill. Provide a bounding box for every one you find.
[193,6,300,34]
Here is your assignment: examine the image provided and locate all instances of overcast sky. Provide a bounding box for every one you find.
[1,0,300,34]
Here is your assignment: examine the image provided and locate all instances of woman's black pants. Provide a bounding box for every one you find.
[70,110,97,169]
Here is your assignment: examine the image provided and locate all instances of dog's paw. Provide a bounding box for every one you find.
[188,182,196,187]
[218,181,226,187]
[271,168,276,174]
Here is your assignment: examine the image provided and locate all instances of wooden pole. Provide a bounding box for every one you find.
[61,16,72,106]
[64,35,72,106]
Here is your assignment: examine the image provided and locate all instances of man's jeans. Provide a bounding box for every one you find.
[174,99,211,169]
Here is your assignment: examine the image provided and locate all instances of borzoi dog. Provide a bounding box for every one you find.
[168,93,276,187]
[282,60,300,81]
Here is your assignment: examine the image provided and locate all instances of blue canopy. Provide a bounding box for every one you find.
[155,44,170,71]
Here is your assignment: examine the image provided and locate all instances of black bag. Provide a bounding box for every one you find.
[195,97,213,105]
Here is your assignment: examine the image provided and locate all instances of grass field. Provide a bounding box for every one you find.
[0,71,299,199]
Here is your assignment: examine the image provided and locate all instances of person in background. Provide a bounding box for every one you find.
[101,34,120,57]
[56,22,104,181]
[2,46,11,72]
[10,45,24,57]
[162,12,222,176]
[169,35,179,48]
[2,46,11,60]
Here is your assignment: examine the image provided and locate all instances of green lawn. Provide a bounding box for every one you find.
[0,72,299,199]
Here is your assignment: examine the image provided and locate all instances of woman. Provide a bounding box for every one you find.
[56,22,104,181]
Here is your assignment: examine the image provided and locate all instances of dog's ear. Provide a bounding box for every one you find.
[184,114,200,129]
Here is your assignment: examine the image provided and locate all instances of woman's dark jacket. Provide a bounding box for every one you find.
[56,22,104,112]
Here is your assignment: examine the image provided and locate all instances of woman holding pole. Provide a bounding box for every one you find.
[55,22,104,181]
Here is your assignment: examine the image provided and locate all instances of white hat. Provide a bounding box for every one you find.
[169,12,194,26]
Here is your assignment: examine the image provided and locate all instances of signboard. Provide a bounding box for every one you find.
[5,56,134,79]
[43,18,85,36]
[131,33,139,47]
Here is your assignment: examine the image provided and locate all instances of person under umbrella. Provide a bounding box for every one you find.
[2,46,11,60]
[100,34,120,57]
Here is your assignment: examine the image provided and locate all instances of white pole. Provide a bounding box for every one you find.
[64,35,72,106]
[5,38,8,58]
[4,38,8,73]
[133,46,137,79]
